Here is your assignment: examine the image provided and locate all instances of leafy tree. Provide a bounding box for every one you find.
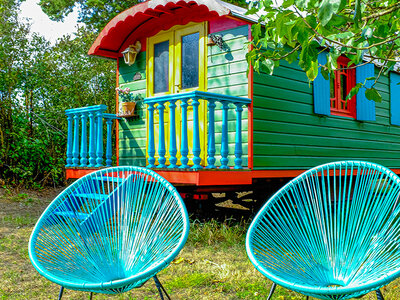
[38,0,249,32]
[39,0,142,31]
[0,0,116,187]
[247,0,400,102]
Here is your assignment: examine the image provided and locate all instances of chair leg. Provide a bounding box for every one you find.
[153,275,171,300]
[267,282,277,300]
[376,289,384,300]
[89,292,93,299]
[58,286,64,300]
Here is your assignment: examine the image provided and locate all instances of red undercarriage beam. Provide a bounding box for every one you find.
[66,168,400,185]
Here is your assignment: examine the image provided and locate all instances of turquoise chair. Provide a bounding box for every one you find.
[246,161,400,300]
[29,166,189,299]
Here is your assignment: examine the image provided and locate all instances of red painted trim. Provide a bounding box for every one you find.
[66,169,100,180]
[66,168,400,184]
[209,16,248,33]
[116,59,120,166]
[330,56,356,118]
[247,24,254,170]
[156,170,253,186]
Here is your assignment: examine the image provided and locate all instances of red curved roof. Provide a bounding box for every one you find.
[88,0,232,59]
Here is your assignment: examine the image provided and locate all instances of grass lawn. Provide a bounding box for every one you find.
[0,187,399,299]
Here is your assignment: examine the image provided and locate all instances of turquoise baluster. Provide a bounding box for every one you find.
[95,111,103,167]
[220,102,229,169]
[147,104,156,168]
[105,118,113,167]
[168,100,178,168]
[88,112,96,167]
[180,98,189,168]
[80,113,88,167]
[191,97,202,170]
[72,114,80,167]
[66,114,73,167]
[157,103,167,168]
[206,100,216,168]
[234,103,243,169]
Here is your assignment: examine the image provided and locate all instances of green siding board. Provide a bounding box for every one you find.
[118,80,146,91]
[269,66,308,82]
[119,148,147,157]
[208,50,246,65]
[253,109,398,137]
[119,71,146,84]
[254,83,312,103]
[213,25,248,41]
[253,144,400,158]
[208,73,248,89]
[255,73,311,94]
[119,138,147,148]
[119,158,147,166]
[209,84,248,97]
[253,118,400,143]
[254,132,399,151]
[208,61,248,78]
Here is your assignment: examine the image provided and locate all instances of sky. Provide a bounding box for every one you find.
[19,0,80,44]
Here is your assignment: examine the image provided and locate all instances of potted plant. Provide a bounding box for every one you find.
[116,87,136,115]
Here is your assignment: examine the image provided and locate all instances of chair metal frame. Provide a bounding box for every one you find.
[246,161,400,300]
[29,166,190,299]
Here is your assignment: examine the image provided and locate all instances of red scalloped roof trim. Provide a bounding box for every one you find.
[88,1,230,59]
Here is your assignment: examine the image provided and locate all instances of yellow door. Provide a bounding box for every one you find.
[147,22,207,166]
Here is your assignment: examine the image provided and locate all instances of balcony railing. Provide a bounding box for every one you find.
[65,105,120,168]
[144,91,252,170]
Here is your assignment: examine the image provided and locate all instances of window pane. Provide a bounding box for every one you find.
[330,76,335,99]
[340,73,347,101]
[154,40,169,94]
[181,32,199,89]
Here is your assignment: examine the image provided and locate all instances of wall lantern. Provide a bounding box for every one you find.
[122,41,141,66]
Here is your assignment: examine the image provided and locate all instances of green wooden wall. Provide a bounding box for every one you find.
[118,23,250,168]
[252,61,400,169]
[118,51,147,166]
[208,25,249,167]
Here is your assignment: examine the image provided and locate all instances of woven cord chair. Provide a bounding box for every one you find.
[246,161,400,300]
[29,166,189,299]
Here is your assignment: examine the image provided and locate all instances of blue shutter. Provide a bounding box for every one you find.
[313,52,330,115]
[390,72,400,125]
[356,63,375,121]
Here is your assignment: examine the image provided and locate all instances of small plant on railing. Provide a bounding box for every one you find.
[116,87,136,116]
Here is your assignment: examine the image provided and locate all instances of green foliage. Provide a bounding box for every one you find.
[0,1,115,187]
[247,0,400,101]
[39,0,142,31]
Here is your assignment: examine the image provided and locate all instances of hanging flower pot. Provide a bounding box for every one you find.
[116,87,137,116]
[121,101,136,115]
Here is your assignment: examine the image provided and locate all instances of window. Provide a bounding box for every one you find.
[330,56,356,118]
[313,52,375,122]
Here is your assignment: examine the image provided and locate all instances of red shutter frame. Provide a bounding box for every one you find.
[330,57,356,118]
